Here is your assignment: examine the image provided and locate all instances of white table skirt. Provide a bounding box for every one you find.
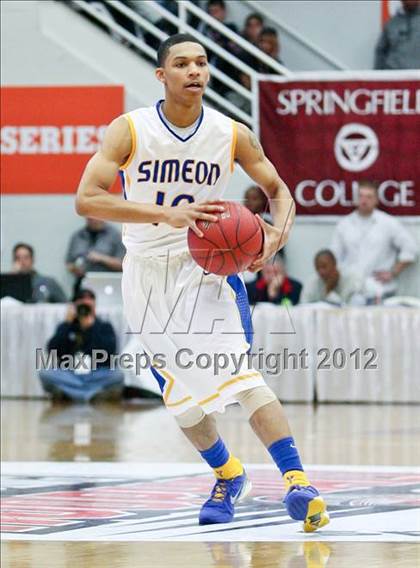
[1,301,419,402]
[1,303,127,398]
[314,307,420,402]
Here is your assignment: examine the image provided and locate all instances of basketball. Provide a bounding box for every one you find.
[187,201,264,275]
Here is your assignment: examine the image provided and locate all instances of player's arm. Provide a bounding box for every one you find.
[235,122,296,271]
[75,116,223,236]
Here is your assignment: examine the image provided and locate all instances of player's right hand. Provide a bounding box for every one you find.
[164,201,225,238]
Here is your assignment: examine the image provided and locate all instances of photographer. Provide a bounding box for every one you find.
[38,289,124,402]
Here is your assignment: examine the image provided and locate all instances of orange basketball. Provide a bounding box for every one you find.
[187,201,264,276]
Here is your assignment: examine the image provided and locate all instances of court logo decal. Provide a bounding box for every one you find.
[1,465,419,542]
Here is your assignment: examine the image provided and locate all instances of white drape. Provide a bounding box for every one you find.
[1,302,419,402]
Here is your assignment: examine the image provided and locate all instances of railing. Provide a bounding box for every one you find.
[72,0,290,131]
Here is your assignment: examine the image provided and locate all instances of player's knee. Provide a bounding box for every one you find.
[236,386,278,419]
[175,406,206,428]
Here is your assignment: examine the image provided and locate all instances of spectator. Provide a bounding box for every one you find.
[38,289,124,402]
[66,218,125,292]
[242,185,276,286]
[257,27,283,68]
[243,185,272,224]
[244,185,268,214]
[12,243,67,303]
[374,0,420,69]
[199,0,241,95]
[241,12,264,46]
[301,250,365,306]
[246,254,302,306]
[240,27,284,91]
[331,181,418,302]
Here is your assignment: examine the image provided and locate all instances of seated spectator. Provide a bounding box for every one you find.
[240,27,284,91]
[38,289,124,402]
[331,181,418,303]
[244,185,268,215]
[12,243,66,303]
[257,27,284,68]
[374,0,420,69]
[66,218,125,293]
[301,250,365,306]
[243,185,272,224]
[246,254,302,306]
[241,12,264,47]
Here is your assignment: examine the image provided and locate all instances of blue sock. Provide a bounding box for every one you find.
[268,436,303,475]
[199,437,229,468]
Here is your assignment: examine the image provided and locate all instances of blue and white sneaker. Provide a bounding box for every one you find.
[199,471,252,525]
[284,485,329,532]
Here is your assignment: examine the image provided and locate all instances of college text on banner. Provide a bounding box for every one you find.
[259,76,420,215]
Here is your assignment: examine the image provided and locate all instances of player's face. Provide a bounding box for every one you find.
[157,43,209,100]
[358,187,378,216]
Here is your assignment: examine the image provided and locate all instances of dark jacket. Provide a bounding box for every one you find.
[47,317,117,367]
[374,7,420,69]
[246,275,302,306]
[32,272,67,303]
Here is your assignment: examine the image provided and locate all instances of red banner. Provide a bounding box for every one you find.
[1,86,124,194]
[259,76,420,215]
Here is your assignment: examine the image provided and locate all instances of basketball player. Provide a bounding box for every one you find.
[76,34,329,532]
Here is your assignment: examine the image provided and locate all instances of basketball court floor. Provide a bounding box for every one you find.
[1,399,419,567]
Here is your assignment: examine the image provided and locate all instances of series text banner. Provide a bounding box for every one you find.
[1,86,124,194]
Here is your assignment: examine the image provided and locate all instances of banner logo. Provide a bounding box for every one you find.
[334,123,379,172]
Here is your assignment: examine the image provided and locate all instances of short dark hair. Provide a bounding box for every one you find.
[13,242,34,260]
[157,33,207,67]
[260,26,278,38]
[73,288,96,302]
[207,0,225,9]
[315,249,336,264]
[245,12,263,25]
[358,180,379,193]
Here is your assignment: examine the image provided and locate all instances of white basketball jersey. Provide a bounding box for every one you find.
[120,101,237,256]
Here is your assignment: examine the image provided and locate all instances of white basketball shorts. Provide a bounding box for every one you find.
[122,250,266,416]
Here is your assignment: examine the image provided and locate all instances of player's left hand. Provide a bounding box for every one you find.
[248,215,285,273]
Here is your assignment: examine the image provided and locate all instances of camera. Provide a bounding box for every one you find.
[76,303,92,318]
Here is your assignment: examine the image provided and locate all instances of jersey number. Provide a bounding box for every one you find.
[153,191,195,226]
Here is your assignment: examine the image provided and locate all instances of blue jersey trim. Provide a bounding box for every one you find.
[226,274,253,349]
[118,170,127,200]
[150,366,166,393]
[155,99,204,142]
